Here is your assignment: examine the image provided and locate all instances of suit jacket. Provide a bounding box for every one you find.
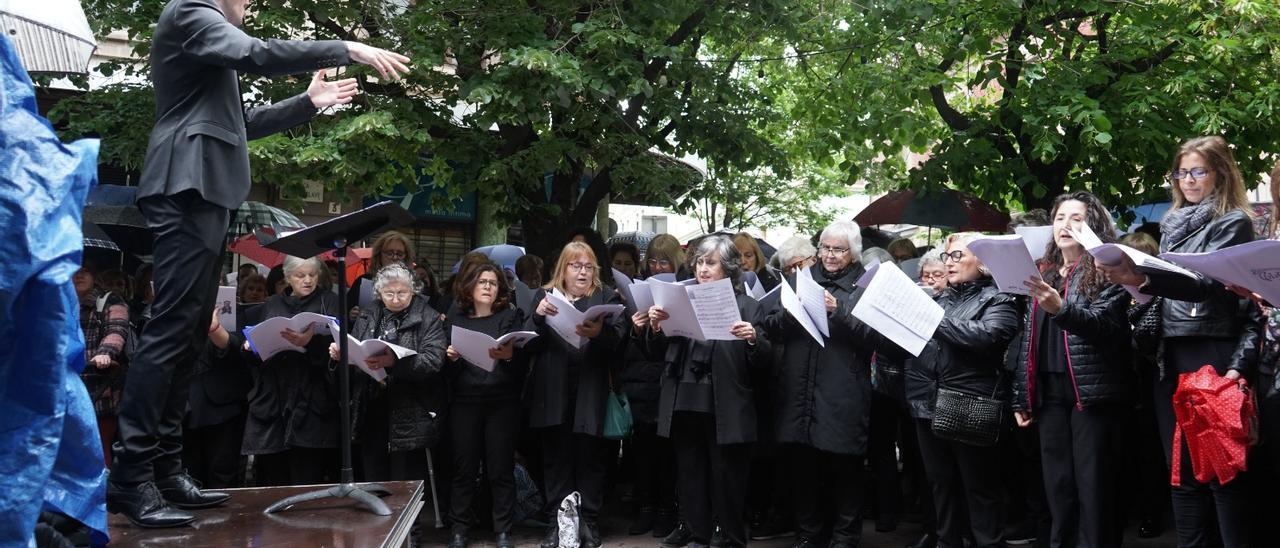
[139,0,351,210]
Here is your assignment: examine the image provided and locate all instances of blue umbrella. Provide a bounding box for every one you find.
[455,244,525,272]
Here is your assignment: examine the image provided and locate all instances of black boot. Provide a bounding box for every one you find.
[540,524,560,548]
[653,508,678,538]
[580,520,603,548]
[661,521,695,548]
[155,472,230,509]
[446,531,468,548]
[495,532,514,548]
[710,525,728,547]
[106,481,196,529]
[630,506,655,535]
[905,533,938,548]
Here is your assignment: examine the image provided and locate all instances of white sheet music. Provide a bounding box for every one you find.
[216,286,236,330]
[650,277,741,341]
[851,262,943,357]
[1015,225,1055,261]
[967,235,1041,296]
[795,267,830,337]
[450,325,538,372]
[1071,223,1194,303]
[542,292,624,349]
[244,312,336,361]
[1161,239,1280,307]
[780,275,825,347]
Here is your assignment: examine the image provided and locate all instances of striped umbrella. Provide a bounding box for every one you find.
[82,220,119,252]
[0,0,95,75]
[229,201,305,237]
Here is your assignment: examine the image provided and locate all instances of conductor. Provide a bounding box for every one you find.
[107,0,412,528]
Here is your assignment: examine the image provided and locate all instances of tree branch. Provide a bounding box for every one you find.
[1087,40,1180,99]
[623,1,715,123]
[928,53,972,132]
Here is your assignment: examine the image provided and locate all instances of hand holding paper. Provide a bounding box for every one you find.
[451,326,538,371]
[850,262,944,357]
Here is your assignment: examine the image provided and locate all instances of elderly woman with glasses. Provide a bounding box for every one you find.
[770,236,818,277]
[349,230,416,320]
[760,221,898,548]
[526,242,628,548]
[328,263,446,485]
[905,232,1021,548]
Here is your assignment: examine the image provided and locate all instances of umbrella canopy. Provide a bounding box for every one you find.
[0,0,95,74]
[229,229,372,270]
[459,244,525,271]
[229,201,305,237]
[83,204,151,255]
[81,220,119,252]
[855,188,1010,233]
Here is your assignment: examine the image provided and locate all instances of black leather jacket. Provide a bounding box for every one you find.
[1009,268,1133,412]
[1140,209,1263,374]
[905,278,1022,420]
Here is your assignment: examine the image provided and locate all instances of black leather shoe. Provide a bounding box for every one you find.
[106,481,196,529]
[661,522,695,547]
[156,473,230,509]
[653,508,678,538]
[495,532,514,548]
[905,533,938,548]
[629,506,655,535]
[540,524,559,548]
[710,525,728,547]
[789,537,820,548]
[1137,516,1161,539]
[446,532,468,548]
[580,520,603,548]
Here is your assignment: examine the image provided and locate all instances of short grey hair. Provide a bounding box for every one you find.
[282,255,324,277]
[918,255,944,275]
[861,247,893,265]
[772,236,817,269]
[818,221,863,262]
[373,263,421,297]
[691,234,745,294]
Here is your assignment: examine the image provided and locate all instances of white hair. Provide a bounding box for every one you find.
[818,221,863,262]
[860,247,893,265]
[373,263,421,296]
[282,255,324,277]
[772,236,817,268]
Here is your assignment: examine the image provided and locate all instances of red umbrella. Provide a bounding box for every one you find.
[228,232,285,268]
[1170,365,1257,486]
[854,188,1010,232]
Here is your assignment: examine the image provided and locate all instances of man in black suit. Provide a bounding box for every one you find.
[108,0,411,528]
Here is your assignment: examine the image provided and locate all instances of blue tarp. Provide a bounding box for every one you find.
[0,34,108,545]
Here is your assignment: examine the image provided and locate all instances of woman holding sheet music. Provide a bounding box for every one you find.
[1099,136,1262,547]
[526,241,628,548]
[905,232,1021,548]
[759,220,887,547]
[330,263,447,484]
[442,263,527,548]
[239,256,340,486]
[635,234,771,548]
[1008,191,1133,547]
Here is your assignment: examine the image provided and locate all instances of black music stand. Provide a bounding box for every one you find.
[258,201,415,516]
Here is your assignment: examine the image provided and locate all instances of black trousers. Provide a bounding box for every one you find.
[790,444,866,544]
[1036,373,1123,548]
[357,397,427,483]
[671,411,750,546]
[113,191,229,485]
[540,424,610,523]
[868,391,904,520]
[449,400,521,534]
[1154,338,1253,548]
[916,419,1004,548]
[182,414,246,489]
[629,420,676,512]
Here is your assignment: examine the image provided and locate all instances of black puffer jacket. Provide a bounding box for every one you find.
[1141,209,1262,374]
[1009,267,1132,412]
[349,296,448,451]
[905,278,1021,420]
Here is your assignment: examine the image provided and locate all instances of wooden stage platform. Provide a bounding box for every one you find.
[106,481,425,547]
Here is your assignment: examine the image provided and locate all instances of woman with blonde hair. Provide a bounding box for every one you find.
[349,231,415,319]
[733,232,779,290]
[525,242,628,548]
[1100,136,1261,547]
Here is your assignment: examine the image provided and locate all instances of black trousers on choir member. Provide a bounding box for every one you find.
[1153,341,1253,548]
[449,400,521,534]
[357,398,427,484]
[915,419,1004,548]
[540,423,610,523]
[1036,373,1123,548]
[112,191,229,485]
[630,421,676,512]
[868,392,904,520]
[671,411,750,546]
[182,414,246,488]
[290,447,340,485]
[790,444,866,544]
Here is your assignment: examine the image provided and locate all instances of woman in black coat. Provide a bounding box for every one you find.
[442,263,528,548]
[329,263,446,483]
[526,241,628,548]
[1008,192,1132,547]
[759,221,890,548]
[238,256,339,486]
[635,235,771,548]
[1099,136,1262,547]
[906,232,1021,548]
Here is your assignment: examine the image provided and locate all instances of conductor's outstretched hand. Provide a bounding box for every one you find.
[308,71,359,108]
[344,42,412,81]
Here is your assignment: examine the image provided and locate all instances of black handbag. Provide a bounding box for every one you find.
[930,377,1006,447]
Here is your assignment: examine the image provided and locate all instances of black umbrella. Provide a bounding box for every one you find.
[82,220,119,252]
[84,204,151,255]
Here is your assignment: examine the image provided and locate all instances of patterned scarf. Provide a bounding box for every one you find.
[1160,196,1217,248]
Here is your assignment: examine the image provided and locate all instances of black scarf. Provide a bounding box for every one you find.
[821,262,857,282]
[1160,196,1217,248]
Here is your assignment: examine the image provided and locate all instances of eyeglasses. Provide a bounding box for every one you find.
[783,259,809,274]
[568,262,596,273]
[938,250,965,263]
[379,290,412,301]
[647,258,672,268]
[476,279,499,288]
[818,245,850,257]
[920,271,945,280]
[381,249,407,259]
[1167,167,1210,182]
